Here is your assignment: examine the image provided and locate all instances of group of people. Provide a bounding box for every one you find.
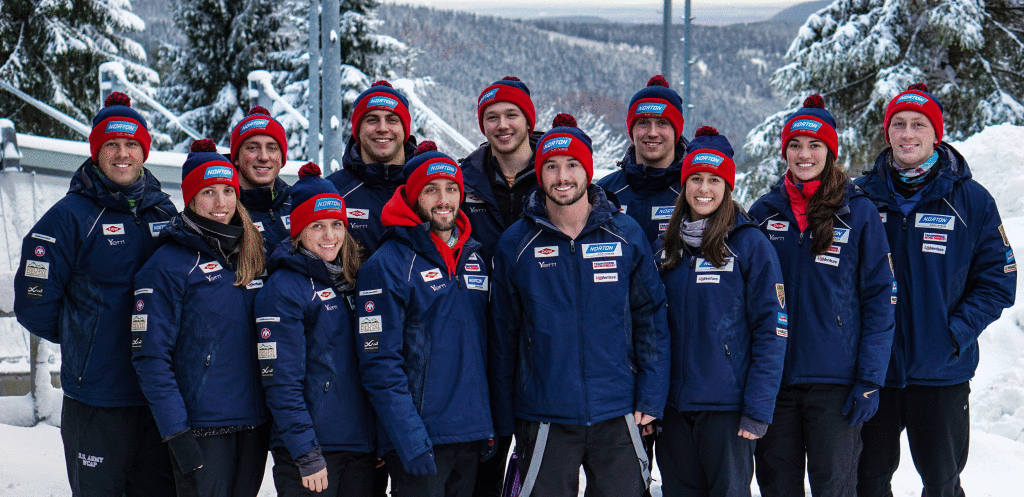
[12,73,1016,497]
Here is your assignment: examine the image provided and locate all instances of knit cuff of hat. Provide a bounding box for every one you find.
[295,446,328,478]
[739,415,769,438]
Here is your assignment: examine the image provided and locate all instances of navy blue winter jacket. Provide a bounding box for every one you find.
[490,185,670,436]
[354,198,493,463]
[597,142,687,248]
[749,181,895,387]
[326,138,416,256]
[459,133,541,266]
[14,161,176,407]
[241,177,292,255]
[655,211,786,424]
[855,144,1017,387]
[255,241,376,458]
[132,216,269,438]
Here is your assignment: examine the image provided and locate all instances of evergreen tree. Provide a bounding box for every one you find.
[739,0,1024,202]
[0,0,155,139]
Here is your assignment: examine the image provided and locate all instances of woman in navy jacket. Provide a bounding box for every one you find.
[748,96,895,497]
[655,127,786,497]
[255,163,377,496]
[133,140,270,496]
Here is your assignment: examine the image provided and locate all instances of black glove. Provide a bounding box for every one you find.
[405,449,436,476]
[166,429,204,473]
[843,381,881,426]
[480,438,497,462]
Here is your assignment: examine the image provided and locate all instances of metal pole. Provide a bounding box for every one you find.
[308,0,321,163]
[322,0,343,172]
[662,0,672,83]
[682,0,693,128]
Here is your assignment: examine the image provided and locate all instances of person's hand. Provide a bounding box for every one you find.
[406,449,437,476]
[634,411,657,436]
[480,438,497,462]
[843,381,881,426]
[302,468,328,493]
[737,429,760,440]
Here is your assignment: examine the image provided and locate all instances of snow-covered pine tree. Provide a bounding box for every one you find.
[0,0,155,139]
[738,0,1024,203]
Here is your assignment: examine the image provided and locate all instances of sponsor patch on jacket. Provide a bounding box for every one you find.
[651,206,674,220]
[261,365,274,378]
[880,212,887,223]
[469,253,479,261]
[767,220,790,231]
[999,224,1009,246]
[132,336,143,351]
[131,314,147,332]
[103,224,125,236]
[420,268,442,282]
[815,254,840,266]
[359,288,382,296]
[1008,250,1015,263]
[778,313,788,325]
[199,261,222,273]
[776,328,788,338]
[891,296,898,304]
[26,285,43,300]
[619,206,628,215]
[915,213,955,230]
[922,243,946,255]
[593,260,617,270]
[465,275,489,290]
[694,257,734,272]
[827,245,841,255]
[253,221,265,232]
[24,260,49,279]
[363,336,380,353]
[832,228,850,244]
[696,275,720,284]
[31,233,56,243]
[594,272,619,283]
[535,246,559,258]
[892,282,898,293]
[258,342,277,360]
[135,300,144,312]
[346,208,370,220]
[34,246,45,257]
[246,279,263,290]
[256,318,280,325]
[465,263,482,272]
[260,328,271,339]
[362,301,375,313]
[660,222,669,231]
[359,315,382,333]
[135,288,153,295]
[1006,263,1017,273]
[283,215,291,230]
[776,284,785,308]
[465,192,485,203]
[887,253,894,274]
[582,242,622,259]
[318,288,337,301]
[923,232,948,243]
[149,221,169,237]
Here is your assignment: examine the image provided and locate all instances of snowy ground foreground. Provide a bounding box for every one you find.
[2,125,1024,494]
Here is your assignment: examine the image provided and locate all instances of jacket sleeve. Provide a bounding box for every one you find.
[131,260,190,439]
[628,231,670,419]
[354,256,431,465]
[13,203,80,343]
[741,232,787,424]
[489,238,521,437]
[255,273,318,460]
[856,205,896,387]
[949,190,1017,352]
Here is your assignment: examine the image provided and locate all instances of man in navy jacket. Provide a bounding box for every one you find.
[230,106,292,253]
[13,92,177,495]
[855,83,1017,497]
[490,114,669,497]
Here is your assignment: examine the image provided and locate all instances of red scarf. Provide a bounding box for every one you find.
[783,172,820,232]
[380,186,472,276]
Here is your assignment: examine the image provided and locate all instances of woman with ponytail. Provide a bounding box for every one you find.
[132,139,270,496]
[656,127,786,497]
[255,163,377,496]
[748,96,896,496]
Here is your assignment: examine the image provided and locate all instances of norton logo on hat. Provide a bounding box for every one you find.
[479,88,499,103]
[693,153,725,167]
[106,121,138,134]
[367,96,398,109]
[542,137,573,154]
[240,118,270,133]
[896,93,929,105]
[790,119,823,132]
[204,166,234,179]
[636,102,667,114]
[314,198,343,211]
[426,162,457,176]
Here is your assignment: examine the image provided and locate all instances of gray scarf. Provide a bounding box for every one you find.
[680,218,708,248]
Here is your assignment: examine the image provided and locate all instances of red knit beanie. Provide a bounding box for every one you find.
[883,82,944,145]
[401,141,464,205]
[89,92,152,162]
[181,139,240,206]
[230,106,288,161]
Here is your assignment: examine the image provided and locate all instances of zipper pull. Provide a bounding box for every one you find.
[799,232,805,245]
[269,209,276,221]
[902,217,907,231]
[570,240,575,254]
[133,211,141,225]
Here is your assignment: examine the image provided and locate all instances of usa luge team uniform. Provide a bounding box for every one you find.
[240,177,292,254]
[597,142,688,247]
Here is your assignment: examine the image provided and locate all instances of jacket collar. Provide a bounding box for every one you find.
[524,184,617,239]
[69,158,171,213]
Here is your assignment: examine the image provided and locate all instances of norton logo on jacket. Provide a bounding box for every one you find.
[767,220,790,231]
[915,213,955,230]
[651,206,674,220]
[582,242,622,259]
[694,257,734,272]
[833,228,850,243]
[464,275,489,291]
[149,221,169,237]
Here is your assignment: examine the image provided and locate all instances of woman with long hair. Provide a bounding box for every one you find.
[748,96,895,496]
[132,139,270,496]
[655,127,786,496]
[255,163,377,496]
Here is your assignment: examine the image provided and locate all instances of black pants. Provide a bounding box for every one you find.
[61,395,175,496]
[271,446,375,496]
[657,408,754,497]
[514,416,646,497]
[170,422,271,497]
[472,434,512,497]
[385,441,480,497]
[858,382,970,497]
[754,384,861,497]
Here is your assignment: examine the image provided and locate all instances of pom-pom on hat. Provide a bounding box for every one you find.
[883,82,944,145]
[181,139,240,206]
[780,94,839,160]
[230,106,288,162]
[351,80,412,143]
[682,126,737,190]
[89,92,152,163]
[477,76,536,134]
[535,113,594,185]
[401,141,464,205]
[626,75,685,142]
[289,162,347,238]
